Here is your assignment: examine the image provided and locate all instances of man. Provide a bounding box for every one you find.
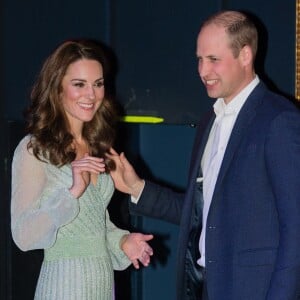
[110,10,300,300]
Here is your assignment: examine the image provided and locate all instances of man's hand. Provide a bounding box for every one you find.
[108,148,145,198]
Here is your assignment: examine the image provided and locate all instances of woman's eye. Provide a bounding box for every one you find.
[95,81,104,88]
[74,82,85,87]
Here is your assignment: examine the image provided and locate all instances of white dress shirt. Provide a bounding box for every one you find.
[197,76,260,267]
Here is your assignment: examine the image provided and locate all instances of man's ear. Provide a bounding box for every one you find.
[239,45,253,66]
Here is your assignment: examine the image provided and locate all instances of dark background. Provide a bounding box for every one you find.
[1,0,296,124]
[0,0,297,299]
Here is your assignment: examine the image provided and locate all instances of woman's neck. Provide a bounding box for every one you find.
[73,138,89,159]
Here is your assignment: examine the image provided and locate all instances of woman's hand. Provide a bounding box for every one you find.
[120,233,154,269]
[108,149,145,198]
[69,153,106,198]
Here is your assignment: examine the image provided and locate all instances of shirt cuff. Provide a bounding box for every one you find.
[130,180,145,204]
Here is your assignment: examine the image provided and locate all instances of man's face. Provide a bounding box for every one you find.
[196,24,248,104]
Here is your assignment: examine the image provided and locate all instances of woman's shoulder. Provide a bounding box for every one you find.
[12,135,49,172]
[14,134,32,153]
[13,134,38,162]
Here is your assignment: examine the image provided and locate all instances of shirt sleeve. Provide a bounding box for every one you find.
[105,210,131,270]
[11,136,79,251]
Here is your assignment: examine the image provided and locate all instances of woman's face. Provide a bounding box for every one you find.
[60,59,105,131]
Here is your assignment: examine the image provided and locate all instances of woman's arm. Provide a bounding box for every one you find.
[11,136,79,251]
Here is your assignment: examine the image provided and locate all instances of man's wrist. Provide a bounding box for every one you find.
[130,179,145,198]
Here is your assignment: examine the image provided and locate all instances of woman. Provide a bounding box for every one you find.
[11,39,153,300]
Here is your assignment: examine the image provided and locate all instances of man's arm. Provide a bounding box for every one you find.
[109,150,184,225]
[129,180,184,225]
[266,110,300,299]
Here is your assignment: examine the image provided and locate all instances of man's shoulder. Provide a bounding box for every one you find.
[253,82,299,114]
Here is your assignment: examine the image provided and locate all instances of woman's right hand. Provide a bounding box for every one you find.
[69,153,106,198]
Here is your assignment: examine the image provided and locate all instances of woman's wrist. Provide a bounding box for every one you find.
[120,234,129,250]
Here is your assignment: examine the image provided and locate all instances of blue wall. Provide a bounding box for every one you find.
[114,0,295,123]
[1,0,110,120]
[114,123,196,299]
[134,124,196,299]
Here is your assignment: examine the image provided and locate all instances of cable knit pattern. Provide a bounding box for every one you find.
[11,135,131,300]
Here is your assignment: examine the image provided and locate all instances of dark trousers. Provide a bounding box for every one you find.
[201,267,208,300]
[201,280,208,300]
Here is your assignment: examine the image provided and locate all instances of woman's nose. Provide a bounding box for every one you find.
[86,85,96,99]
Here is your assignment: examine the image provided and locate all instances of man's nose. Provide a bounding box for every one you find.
[198,60,209,78]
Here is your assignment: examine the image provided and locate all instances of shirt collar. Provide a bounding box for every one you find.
[213,75,260,118]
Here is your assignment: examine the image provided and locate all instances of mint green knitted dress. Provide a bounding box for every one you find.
[11,136,131,300]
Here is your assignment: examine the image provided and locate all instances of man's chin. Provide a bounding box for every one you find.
[207,91,219,99]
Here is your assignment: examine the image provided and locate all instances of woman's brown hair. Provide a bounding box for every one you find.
[26,39,118,170]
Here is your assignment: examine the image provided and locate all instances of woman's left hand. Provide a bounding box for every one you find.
[121,233,154,269]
